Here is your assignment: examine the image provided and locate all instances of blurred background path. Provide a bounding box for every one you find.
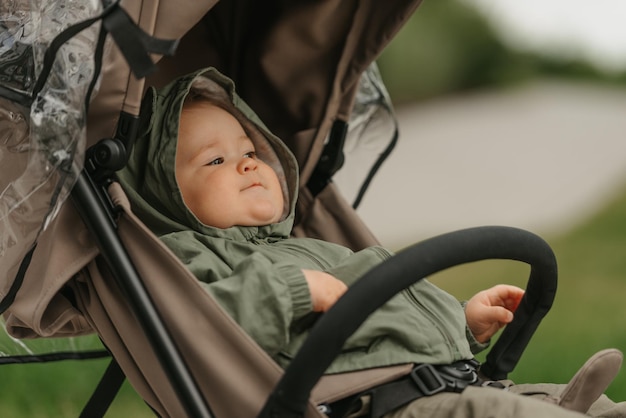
[330,0,626,250]
[351,80,626,249]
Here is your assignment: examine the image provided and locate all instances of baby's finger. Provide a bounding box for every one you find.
[487,305,514,324]
[488,285,524,308]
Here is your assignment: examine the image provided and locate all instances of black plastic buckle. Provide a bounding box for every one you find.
[436,361,481,392]
[409,364,447,396]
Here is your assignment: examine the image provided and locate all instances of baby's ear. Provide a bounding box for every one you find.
[137,86,156,138]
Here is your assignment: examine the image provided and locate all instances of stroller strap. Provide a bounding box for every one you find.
[328,360,488,418]
[101,2,179,79]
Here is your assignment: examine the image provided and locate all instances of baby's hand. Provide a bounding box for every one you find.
[465,284,525,343]
[302,270,347,312]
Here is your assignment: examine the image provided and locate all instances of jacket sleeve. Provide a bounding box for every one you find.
[161,235,312,358]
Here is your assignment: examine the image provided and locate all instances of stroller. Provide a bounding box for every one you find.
[0,0,558,416]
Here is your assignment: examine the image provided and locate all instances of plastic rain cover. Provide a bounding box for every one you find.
[0,0,101,297]
[333,63,399,209]
[0,0,106,356]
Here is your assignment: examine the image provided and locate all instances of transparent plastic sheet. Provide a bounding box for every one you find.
[0,0,101,295]
[0,1,106,360]
[333,63,399,208]
[0,317,105,359]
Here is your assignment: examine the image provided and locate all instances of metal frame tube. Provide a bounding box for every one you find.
[71,172,213,418]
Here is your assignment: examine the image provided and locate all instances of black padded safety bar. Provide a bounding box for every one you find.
[259,226,558,418]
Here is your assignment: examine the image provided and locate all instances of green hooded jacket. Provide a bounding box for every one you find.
[117,67,482,374]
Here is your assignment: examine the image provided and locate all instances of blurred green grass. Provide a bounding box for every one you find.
[431,180,626,402]
[0,357,153,417]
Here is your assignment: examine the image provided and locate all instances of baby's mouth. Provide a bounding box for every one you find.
[243,182,263,191]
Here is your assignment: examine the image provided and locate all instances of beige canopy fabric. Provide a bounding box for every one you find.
[4,0,424,415]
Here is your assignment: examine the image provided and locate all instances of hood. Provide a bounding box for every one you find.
[117,67,299,240]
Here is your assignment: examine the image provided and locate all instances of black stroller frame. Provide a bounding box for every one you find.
[1,1,558,417]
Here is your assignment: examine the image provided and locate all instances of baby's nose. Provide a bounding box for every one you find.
[238,157,257,173]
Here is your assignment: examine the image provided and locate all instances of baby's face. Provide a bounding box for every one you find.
[175,101,284,228]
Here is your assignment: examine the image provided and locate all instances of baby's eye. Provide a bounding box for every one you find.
[243,151,257,159]
[207,157,224,166]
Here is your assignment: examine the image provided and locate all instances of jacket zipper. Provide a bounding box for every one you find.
[405,286,457,355]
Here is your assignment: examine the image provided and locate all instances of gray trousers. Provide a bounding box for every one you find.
[381,383,626,418]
